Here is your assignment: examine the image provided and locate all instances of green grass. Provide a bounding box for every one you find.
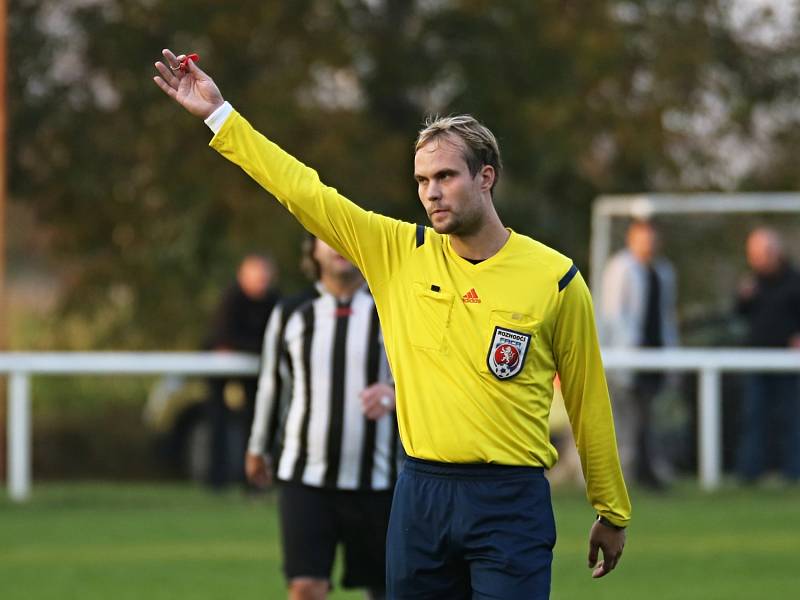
[550,483,800,600]
[1,482,798,599]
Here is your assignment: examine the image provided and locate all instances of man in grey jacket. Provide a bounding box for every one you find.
[600,220,679,488]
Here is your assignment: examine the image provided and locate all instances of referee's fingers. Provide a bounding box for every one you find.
[185,56,207,78]
[592,560,608,578]
[153,75,178,100]
[588,539,599,568]
[602,551,618,573]
[161,48,181,71]
[153,61,180,88]
[592,543,622,578]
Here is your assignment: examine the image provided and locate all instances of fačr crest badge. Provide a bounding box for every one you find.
[487,326,531,380]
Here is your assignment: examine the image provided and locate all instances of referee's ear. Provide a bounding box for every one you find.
[478,164,496,196]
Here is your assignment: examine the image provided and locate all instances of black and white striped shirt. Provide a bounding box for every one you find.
[248,284,401,491]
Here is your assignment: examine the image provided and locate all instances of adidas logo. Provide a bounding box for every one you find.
[462,288,481,303]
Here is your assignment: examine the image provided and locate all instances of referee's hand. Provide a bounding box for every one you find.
[588,519,625,578]
[360,383,395,420]
[153,48,224,119]
[245,452,274,489]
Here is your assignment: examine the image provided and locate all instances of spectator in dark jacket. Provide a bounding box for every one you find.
[736,228,800,484]
[207,254,280,489]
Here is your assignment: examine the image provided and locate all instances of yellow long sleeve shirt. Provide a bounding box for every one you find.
[210,108,631,526]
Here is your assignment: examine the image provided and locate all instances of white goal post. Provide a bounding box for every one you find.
[589,192,800,490]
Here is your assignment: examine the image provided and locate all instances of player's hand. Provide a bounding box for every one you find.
[245,452,274,489]
[360,383,395,420]
[153,49,224,119]
[588,519,626,578]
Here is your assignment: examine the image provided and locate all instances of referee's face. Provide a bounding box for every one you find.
[414,135,492,237]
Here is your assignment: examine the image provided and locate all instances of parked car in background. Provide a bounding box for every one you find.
[143,376,250,482]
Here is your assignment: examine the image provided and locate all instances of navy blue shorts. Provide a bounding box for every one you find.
[386,458,556,599]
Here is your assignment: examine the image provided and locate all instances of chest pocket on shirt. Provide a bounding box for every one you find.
[484,310,540,380]
[490,310,540,332]
[409,283,455,352]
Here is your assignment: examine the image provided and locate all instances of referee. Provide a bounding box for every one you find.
[246,235,399,600]
[155,50,631,599]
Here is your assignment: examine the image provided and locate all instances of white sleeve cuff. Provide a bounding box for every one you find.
[205,101,234,134]
[247,433,266,456]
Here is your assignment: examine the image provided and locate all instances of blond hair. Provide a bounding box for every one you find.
[415,115,502,194]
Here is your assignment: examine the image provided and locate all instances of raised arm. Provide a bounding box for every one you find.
[152,49,415,292]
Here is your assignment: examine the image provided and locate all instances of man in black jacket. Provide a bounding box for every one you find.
[207,254,280,489]
[736,228,800,484]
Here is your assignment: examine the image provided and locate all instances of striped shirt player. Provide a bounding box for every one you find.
[245,237,399,599]
[247,284,400,490]
[153,51,630,600]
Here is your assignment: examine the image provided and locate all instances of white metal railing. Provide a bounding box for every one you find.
[1,352,260,502]
[601,348,800,492]
[2,349,799,502]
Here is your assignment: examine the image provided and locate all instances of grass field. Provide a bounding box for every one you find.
[1,482,798,599]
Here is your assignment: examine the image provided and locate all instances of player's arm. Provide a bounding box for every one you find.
[553,268,631,576]
[153,49,413,290]
[245,304,285,488]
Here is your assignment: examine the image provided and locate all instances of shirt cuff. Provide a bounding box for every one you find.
[247,432,266,456]
[205,101,234,135]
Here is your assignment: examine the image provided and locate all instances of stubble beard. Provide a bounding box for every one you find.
[430,207,483,237]
[430,214,458,235]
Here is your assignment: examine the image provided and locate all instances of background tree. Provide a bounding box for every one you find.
[7,0,800,349]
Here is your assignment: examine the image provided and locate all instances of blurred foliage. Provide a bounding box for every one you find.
[8,0,800,349]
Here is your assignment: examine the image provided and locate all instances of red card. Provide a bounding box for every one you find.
[179,53,200,72]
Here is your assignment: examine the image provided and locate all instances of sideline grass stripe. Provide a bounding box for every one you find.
[2,482,798,600]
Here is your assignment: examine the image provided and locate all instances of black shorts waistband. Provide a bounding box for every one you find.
[403,457,544,480]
